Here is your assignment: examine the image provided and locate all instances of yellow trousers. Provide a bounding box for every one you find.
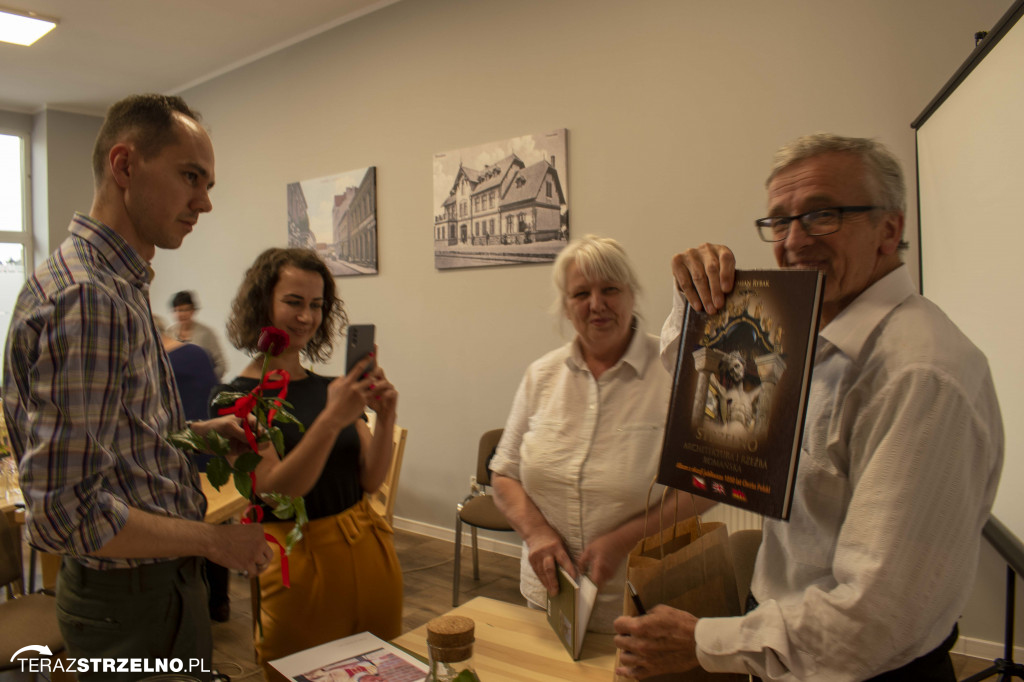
[255,498,403,681]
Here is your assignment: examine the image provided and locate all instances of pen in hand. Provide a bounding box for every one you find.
[627,580,646,615]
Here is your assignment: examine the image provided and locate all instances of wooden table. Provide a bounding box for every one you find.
[201,477,248,524]
[2,477,246,592]
[393,597,617,681]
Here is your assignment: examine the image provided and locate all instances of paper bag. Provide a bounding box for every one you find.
[613,517,746,682]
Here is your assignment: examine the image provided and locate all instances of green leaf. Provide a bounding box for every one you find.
[210,391,248,409]
[291,497,309,528]
[263,492,295,520]
[233,470,252,499]
[167,428,207,453]
[202,431,232,457]
[270,426,285,457]
[205,456,231,490]
[270,405,305,432]
[234,450,263,474]
[284,524,303,554]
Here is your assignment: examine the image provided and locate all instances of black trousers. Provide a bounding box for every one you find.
[745,593,957,681]
[57,556,213,682]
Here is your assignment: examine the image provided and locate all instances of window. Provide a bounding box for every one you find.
[489,192,495,209]
[0,131,30,375]
[546,181,553,198]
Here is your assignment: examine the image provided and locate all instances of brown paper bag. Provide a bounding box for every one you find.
[613,515,746,682]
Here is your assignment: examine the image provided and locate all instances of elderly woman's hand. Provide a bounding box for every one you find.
[525,525,577,596]
[578,528,635,586]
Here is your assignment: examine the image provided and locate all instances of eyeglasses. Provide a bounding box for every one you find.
[755,206,880,242]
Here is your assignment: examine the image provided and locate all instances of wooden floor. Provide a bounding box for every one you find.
[1,528,996,681]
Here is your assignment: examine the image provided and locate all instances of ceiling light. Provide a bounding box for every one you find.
[0,7,57,46]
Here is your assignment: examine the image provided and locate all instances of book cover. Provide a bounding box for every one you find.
[270,630,428,681]
[546,566,598,660]
[657,269,824,520]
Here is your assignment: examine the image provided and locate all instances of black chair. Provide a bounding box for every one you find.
[452,428,516,606]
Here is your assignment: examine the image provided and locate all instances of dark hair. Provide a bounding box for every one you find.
[171,291,196,309]
[226,248,346,363]
[92,94,202,184]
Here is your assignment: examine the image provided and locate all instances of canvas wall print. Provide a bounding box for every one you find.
[433,129,568,270]
[287,166,378,276]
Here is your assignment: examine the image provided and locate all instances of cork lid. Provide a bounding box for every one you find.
[426,615,475,649]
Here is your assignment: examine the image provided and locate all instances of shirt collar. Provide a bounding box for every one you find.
[820,264,915,359]
[567,318,653,378]
[70,212,153,285]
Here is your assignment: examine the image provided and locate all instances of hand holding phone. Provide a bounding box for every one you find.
[345,324,375,376]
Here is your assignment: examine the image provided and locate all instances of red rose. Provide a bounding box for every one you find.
[257,326,290,356]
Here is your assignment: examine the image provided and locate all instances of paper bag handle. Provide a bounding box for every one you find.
[640,476,702,558]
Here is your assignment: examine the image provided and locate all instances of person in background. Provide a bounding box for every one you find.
[169,289,227,379]
[490,234,713,634]
[2,93,271,681]
[155,315,231,623]
[224,247,402,681]
[614,134,1004,681]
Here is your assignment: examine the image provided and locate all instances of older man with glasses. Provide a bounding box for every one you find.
[614,134,1004,681]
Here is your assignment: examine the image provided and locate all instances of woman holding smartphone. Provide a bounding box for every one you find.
[223,247,401,681]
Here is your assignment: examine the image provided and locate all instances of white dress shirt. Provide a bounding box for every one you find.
[662,265,1003,680]
[490,328,671,632]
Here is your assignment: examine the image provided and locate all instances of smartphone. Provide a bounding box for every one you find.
[345,324,375,376]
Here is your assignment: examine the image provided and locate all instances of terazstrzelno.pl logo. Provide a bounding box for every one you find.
[11,645,210,675]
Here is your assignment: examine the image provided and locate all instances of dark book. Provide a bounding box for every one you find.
[658,269,824,520]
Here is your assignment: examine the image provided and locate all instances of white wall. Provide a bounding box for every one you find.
[140,0,1016,650]
[30,110,101,263]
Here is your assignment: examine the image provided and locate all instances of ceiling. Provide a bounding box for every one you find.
[0,0,399,115]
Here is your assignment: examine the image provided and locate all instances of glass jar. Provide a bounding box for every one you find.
[426,615,480,681]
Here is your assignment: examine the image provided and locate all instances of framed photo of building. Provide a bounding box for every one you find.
[287,166,377,276]
[433,129,568,270]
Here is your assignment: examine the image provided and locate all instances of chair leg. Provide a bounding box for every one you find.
[471,526,480,581]
[452,513,462,607]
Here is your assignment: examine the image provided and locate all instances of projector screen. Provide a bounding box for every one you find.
[914,0,1024,548]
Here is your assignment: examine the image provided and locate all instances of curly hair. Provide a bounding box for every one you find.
[226,248,347,363]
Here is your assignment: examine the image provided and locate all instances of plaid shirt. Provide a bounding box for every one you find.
[2,213,206,569]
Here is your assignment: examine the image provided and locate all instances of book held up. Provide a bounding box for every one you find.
[658,269,824,520]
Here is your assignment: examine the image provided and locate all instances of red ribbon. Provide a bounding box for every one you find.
[218,368,295,589]
[240,508,291,588]
[217,369,291,451]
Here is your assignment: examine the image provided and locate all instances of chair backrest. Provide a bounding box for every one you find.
[366,424,407,525]
[475,429,504,487]
[0,510,24,593]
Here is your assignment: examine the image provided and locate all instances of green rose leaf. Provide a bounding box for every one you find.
[210,391,247,409]
[269,426,285,457]
[205,455,231,490]
[284,524,303,554]
[234,450,262,474]
[167,428,206,453]
[232,470,253,499]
